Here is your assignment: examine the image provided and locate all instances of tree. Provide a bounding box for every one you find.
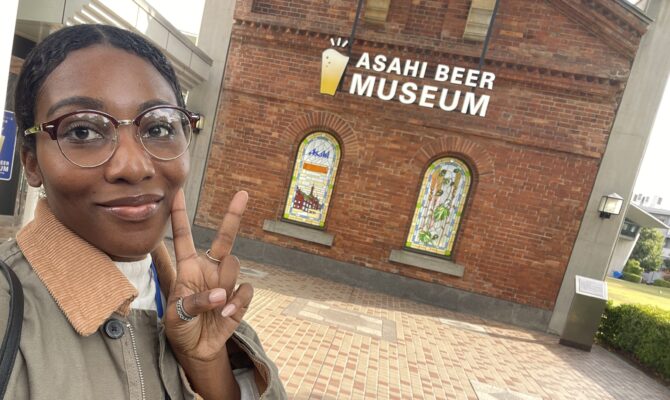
[630,227,665,272]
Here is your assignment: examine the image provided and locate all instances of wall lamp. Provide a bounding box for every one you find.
[598,193,623,219]
[194,114,205,134]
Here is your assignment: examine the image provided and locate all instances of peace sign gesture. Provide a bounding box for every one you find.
[164,189,253,365]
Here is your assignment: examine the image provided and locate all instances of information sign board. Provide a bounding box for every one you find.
[575,275,608,300]
[0,111,17,182]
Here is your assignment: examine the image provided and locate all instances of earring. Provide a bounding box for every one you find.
[38,186,47,199]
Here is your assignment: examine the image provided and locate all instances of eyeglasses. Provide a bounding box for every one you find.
[24,105,200,168]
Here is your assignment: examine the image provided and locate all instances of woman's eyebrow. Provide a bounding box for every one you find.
[137,99,174,113]
[46,96,104,118]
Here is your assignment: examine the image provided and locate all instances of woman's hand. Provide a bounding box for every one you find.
[164,189,253,363]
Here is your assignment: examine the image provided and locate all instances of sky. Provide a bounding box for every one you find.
[633,78,670,202]
[145,0,205,38]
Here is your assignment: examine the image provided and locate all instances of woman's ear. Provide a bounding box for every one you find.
[21,147,43,187]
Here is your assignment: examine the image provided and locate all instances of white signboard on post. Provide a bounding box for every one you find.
[575,275,608,300]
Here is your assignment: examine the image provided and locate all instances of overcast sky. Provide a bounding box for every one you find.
[633,78,670,203]
[146,0,205,37]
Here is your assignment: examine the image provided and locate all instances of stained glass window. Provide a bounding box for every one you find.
[283,132,341,227]
[406,157,472,257]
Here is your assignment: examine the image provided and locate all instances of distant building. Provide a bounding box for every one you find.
[632,193,665,209]
[637,205,670,260]
[607,204,668,276]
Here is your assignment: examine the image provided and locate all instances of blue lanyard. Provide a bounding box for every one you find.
[150,261,164,319]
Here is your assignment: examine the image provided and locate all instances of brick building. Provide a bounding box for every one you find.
[189,0,653,330]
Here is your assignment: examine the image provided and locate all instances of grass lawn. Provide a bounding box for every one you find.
[606,277,670,311]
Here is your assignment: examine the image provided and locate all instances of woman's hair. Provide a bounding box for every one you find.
[15,24,185,152]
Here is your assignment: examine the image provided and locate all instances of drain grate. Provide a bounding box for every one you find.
[439,317,488,334]
[283,299,397,341]
[240,267,268,278]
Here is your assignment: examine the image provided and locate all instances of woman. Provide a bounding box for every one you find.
[0,24,286,399]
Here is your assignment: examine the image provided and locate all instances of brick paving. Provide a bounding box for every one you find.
[236,259,669,400]
[3,223,668,399]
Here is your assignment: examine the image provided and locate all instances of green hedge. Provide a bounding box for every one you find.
[622,272,642,283]
[623,260,643,276]
[598,303,670,380]
[653,279,670,288]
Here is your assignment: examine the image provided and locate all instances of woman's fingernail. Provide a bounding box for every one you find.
[209,289,227,303]
[221,304,236,317]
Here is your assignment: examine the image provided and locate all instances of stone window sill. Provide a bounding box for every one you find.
[389,249,464,278]
[263,220,334,247]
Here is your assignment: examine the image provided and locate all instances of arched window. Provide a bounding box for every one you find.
[283,132,341,228]
[406,157,472,257]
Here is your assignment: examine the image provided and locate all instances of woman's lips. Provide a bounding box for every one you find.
[101,202,160,221]
[97,194,163,222]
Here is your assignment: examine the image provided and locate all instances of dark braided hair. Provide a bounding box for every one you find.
[15,24,185,152]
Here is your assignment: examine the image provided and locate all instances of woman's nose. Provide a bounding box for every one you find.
[103,125,155,184]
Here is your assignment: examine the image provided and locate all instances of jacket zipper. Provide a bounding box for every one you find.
[233,335,270,400]
[126,322,147,400]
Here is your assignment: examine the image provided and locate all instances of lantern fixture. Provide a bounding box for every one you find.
[598,193,624,219]
[194,114,205,134]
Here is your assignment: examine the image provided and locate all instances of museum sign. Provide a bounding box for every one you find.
[321,39,495,117]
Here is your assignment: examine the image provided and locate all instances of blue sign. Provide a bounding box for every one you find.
[308,148,330,158]
[0,111,17,182]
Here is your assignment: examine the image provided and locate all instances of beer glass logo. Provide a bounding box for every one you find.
[320,38,350,96]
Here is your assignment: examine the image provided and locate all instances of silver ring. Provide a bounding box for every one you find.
[176,297,196,321]
[205,249,222,264]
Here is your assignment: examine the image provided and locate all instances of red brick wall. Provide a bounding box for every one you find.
[402,1,450,38]
[194,0,643,310]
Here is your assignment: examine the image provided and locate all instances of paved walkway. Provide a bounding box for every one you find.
[236,259,669,400]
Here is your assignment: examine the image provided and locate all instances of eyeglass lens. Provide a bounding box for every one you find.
[55,108,192,167]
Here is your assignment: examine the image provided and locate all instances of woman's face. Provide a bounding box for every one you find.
[23,45,189,261]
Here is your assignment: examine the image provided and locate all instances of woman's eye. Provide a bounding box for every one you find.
[143,123,175,139]
[60,125,105,143]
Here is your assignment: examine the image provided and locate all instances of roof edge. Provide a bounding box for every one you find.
[613,0,654,24]
[627,203,669,230]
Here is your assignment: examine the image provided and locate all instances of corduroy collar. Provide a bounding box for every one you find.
[16,199,176,336]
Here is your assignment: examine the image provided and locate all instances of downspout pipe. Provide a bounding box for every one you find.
[473,0,501,91]
[338,0,365,91]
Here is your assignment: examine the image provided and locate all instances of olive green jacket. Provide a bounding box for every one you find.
[0,200,286,399]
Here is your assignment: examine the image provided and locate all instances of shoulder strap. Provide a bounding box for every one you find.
[0,259,23,399]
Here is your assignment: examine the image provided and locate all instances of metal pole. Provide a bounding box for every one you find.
[338,0,365,91]
[473,0,501,91]
[348,0,365,58]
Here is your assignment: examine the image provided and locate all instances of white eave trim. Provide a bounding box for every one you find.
[625,203,669,229]
[66,0,212,91]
